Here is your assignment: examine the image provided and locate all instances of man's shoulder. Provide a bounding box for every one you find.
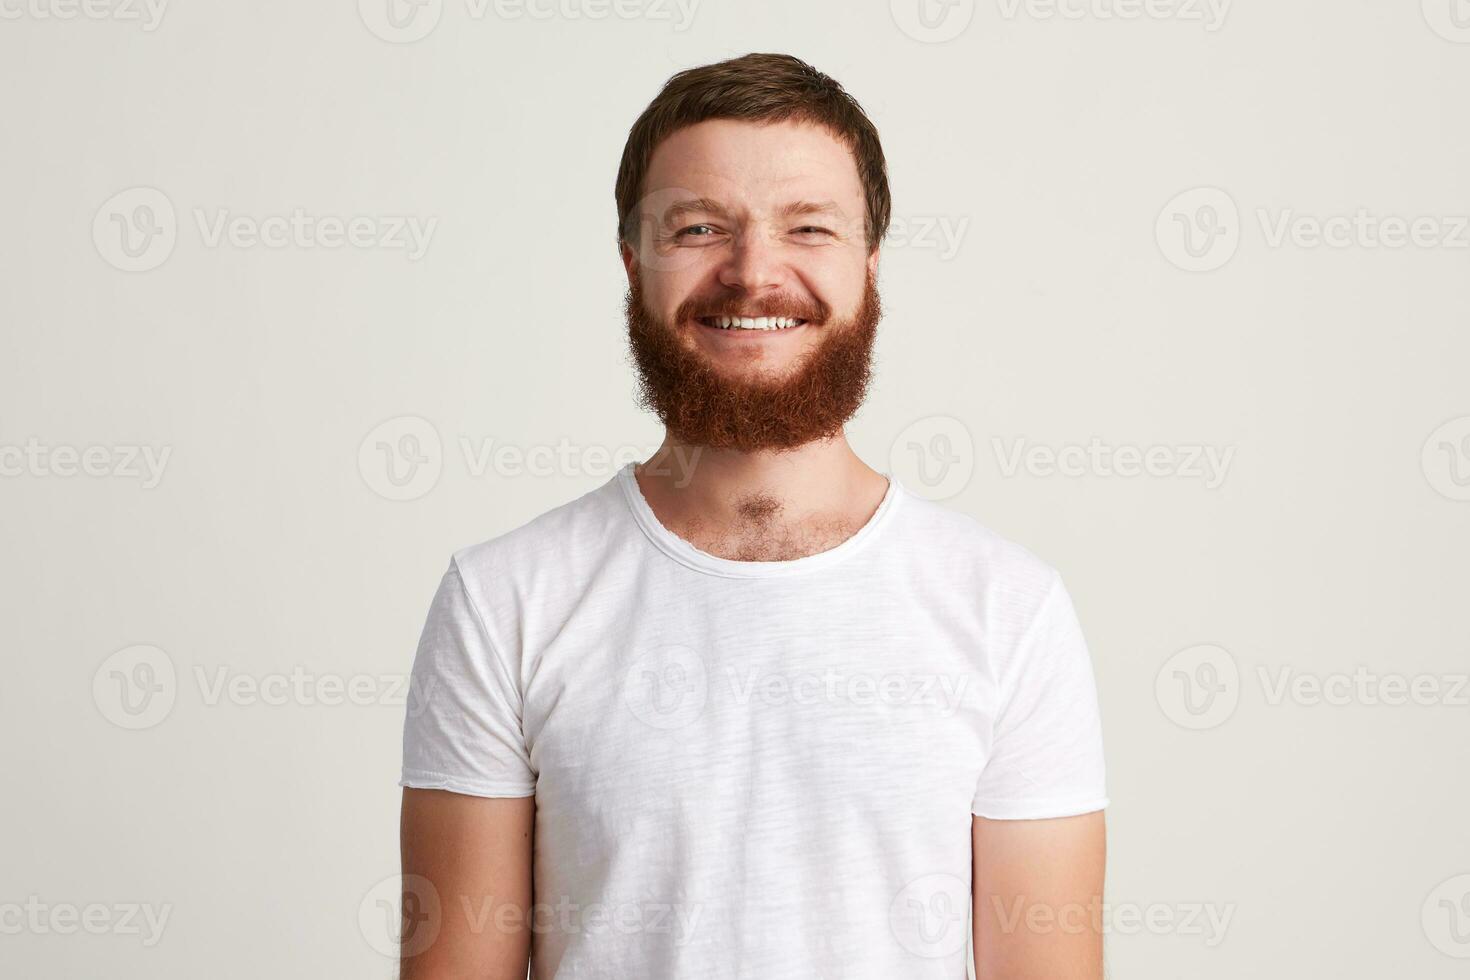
[895,487,1059,582]
[448,471,629,585]
[890,487,1066,630]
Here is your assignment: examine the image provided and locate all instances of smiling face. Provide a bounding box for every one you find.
[622,118,883,452]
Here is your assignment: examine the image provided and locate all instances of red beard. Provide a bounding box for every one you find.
[624,269,882,453]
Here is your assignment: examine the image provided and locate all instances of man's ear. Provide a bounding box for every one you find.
[620,240,638,288]
[866,245,881,278]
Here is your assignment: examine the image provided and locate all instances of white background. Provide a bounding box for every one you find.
[2,0,1468,976]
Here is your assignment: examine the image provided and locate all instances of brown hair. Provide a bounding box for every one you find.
[615,53,891,253]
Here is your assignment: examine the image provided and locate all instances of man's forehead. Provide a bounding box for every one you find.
[653,194,851,225]
[642,119,864,212]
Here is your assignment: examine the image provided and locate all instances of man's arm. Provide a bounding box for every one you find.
[399,788,536,980]
[971,810,1106,980]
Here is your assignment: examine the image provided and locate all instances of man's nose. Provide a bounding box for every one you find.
[716,228,784,295]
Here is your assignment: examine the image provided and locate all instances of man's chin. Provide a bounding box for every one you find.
[625,274,881,452]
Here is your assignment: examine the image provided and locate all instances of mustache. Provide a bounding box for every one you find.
[673,293,833,324]
[624,271,882,453]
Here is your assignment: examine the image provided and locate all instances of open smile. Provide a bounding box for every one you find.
[695,315,808,332]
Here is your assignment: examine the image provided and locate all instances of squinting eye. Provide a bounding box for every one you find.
[676,224,716,239]
[794,226,834,236]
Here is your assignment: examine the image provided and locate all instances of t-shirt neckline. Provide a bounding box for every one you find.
[615,460,905,579]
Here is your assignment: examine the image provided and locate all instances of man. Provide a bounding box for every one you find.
[399,52,1108,979]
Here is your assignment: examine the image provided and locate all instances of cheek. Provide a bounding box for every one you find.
[796,263,868,317]
[637,271,683,317]
[642,265,712,319]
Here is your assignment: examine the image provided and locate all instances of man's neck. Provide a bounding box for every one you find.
[633,435,890,562]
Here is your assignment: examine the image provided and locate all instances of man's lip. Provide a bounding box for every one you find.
[693,316,811,330]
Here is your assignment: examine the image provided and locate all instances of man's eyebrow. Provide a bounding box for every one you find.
[661,197,729,225]
[779,200,844,220]
[659,198,847,225]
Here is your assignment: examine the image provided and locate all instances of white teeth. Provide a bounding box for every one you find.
[707,315,803,330]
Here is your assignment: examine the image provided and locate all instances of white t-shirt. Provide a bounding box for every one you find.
[401,461,1108,979]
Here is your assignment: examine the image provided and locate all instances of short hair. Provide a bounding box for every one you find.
[615,52,891,253]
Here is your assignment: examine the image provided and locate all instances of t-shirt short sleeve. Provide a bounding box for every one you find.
[399,558,537,798]
[971,572,1108,820]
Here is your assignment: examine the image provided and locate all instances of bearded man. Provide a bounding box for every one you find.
[399,52,1108,980]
